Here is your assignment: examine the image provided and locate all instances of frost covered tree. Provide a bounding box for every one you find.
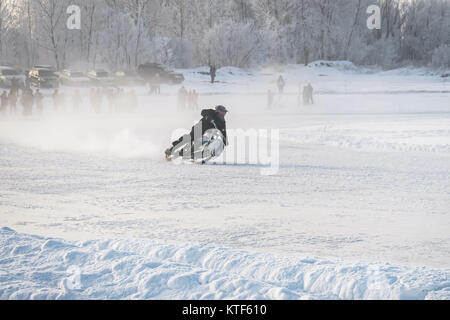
[0,0,448,70]
[34,0,70,69]
[204,19,267,68]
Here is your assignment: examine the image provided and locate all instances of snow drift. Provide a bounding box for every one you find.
[0,228,448,300]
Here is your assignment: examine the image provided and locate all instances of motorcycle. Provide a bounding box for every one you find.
[166,127,225,164]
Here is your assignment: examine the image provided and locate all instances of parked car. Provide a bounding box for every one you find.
[137,63,184,84]
[87,70,116,86]
[114,71,146,86]
[28,66,59,88]
[0,66,26,88]
[60,70,91,87]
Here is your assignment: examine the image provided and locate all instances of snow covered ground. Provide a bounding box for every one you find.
[0,62,449,299]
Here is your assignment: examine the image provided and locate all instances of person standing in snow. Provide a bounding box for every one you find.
[0,91,8,115]
[127,89,138,113]
[177,86,188,112]
[117,88,126,112]
[34,89,44,115]
[0,91,8,113]
[188,90,195,110]
[93,88,102,114]
[192,90,199,111]
[277,75,285,94]
[148,79,154,95]
[303,84,309,105]
[104,88,113,113]
[89,88,96,113]
[8,90,18,115]
[21,88,34,116]
[307,83,314,104]
[52,89,60,112]
[58,91,66,113]
[154,74,161,95]
[10,79,19,95]
[73,90,82,113]
[149,74,161,95]
[24,77,31,90]
[210,65,217,84]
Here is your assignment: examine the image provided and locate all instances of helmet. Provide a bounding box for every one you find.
[215,105,228,113]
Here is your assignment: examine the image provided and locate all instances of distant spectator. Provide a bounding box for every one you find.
[25,77,31,89]
[89,88,96,112]
[0,91,8,115]
[21,88,34,116]
[154,74,161,95]
[106,88,115,113]
[117,88,126,112]
[307,83,314,104]
[10,79,20,95]
[192,90,199,110]
[8,90,18,115]
[92,88,102,113]
[210,65,217,84]
[73,90,82,113]
[303,85,309,105]
[52,89,60,112]
[177,86,188,112]
[55,90,66,112]
[128,89,138,113]
[188,90,195,110]
[34,89,44,115]
[149,74,161,95]
[277,75,285,94]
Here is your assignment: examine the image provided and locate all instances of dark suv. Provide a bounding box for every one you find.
[0,66,26,88]
[87,70,116,86]
[60,70,91,87]
[28,66,59,88]
[137,63,184,84]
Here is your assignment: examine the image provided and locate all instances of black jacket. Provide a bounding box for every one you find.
[172,109,229,149]
[199,109,228,145]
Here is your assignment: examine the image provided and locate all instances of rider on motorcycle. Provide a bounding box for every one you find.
[165,105,229,160]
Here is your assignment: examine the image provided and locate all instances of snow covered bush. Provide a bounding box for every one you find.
[360,38,400,69]
[163,38,193,68]
[204,20,269,68]
[431,44,450,68]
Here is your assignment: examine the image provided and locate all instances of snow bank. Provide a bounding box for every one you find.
[172,62,447,96]
[307,60,359,72]
[1,227,448,300]
[281,120,450,153]
[176,66,253,85]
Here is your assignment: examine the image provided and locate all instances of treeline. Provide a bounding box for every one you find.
[0,0,449,71]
